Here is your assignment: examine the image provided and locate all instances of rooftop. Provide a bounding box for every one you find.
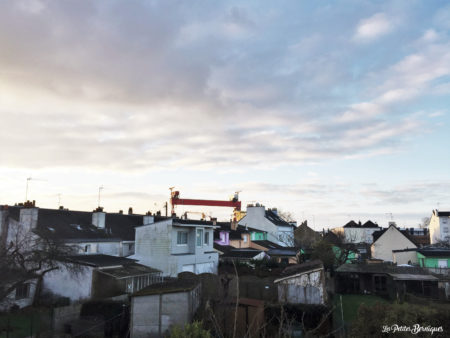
[65,254,137,267]
[265,209,295,228]
[279,259,324,277]
[133,278,199,297]
[98,263,161,279]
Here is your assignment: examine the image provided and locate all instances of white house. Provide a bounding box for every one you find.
[333,220,380,244]
[429,210,450,244]
[132,218,219,276]
[371,225,417,262]
[42,255,162,302]
[238,204,295,247]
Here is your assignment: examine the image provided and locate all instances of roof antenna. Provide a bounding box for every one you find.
[57,193,62,208]
[25,177,47,201]
[98,185,104,207]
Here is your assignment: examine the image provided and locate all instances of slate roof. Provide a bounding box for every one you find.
[213,243,235,253]
[280,259,324,277]
[344,220,379,228]
[435,211,450,217]
[417,249,450,257]
[265,210,295,228]
[267,248,298,257]
[133,278,199,296]
[98,263,161,279]
[173,218,214,226]
[221,249,265,259]
[214,222,252,240]
[65,254,137,267]
[343,220,359,228]
[252,240,283,250]
[336,263,431,275]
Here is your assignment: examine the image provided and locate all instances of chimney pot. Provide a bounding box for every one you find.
[119,210,123,214]
[128,207,133,215]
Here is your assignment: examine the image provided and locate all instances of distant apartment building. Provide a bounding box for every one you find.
[429,210,450,244]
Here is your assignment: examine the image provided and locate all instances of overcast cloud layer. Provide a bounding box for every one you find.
[1,0,449,227]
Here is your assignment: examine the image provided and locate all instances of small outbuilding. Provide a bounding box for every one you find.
[130,279,201,338]
[274,260,327,305]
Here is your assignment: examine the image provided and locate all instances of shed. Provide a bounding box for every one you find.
[274,260,327,305]
[130,279,201,338]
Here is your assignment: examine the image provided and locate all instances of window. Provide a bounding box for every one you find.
[177,231,188,245]
[84,244,91,253]
[443,227,449,233]
[196,229,203,246]
[204,231,209,245]
[243,235,248,243]
[15,283,30,300]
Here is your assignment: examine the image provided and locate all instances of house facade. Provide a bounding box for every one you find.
[335,220,380,244]
[42,255,162,302]
[371,224,417,262]
[133,218,219,276]
[417,248,450,272]
[429,210,450,244]
[238,204,295,247]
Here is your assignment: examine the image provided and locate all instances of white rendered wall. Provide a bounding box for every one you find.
[371,226,417,262]
[42,263,93,301]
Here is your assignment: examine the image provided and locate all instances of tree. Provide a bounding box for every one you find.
[311,240,335,270]
[277,210,296,223]
[420,217,430,228]
[0,208,78,307]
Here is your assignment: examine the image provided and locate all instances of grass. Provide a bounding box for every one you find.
[0,308,50,338]
[333,294,389,323]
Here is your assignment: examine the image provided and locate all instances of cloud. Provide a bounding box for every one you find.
[0,1,446,174]
[354,13,393,41]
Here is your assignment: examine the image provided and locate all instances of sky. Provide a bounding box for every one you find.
[1,0,449,229]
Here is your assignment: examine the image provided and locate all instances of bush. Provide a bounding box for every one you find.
[168,321,211,338]
[350,302,450,337]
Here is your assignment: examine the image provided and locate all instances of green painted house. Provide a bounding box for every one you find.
[417,249,450,269]
[250,230,267,241]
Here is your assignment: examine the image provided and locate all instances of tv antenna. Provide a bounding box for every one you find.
[25,177,47,201]
[98,185,104,207]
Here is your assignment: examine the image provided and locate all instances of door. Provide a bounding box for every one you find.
[195,262,214,274]
[182,264,195,272]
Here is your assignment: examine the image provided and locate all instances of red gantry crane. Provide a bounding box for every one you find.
[170,189,241,220]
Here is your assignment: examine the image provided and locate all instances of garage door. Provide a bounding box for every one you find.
[182,264,195,272]
[195,262,214,274]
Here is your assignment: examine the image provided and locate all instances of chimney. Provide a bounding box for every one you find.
[271,208,278,215]
[143,211,154,225]
[19,206,39,232]
[211,217,217,226]
[128,207,133,215]
[92,207,105,229]
[119,210,123,214]
[231,220,237,230]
